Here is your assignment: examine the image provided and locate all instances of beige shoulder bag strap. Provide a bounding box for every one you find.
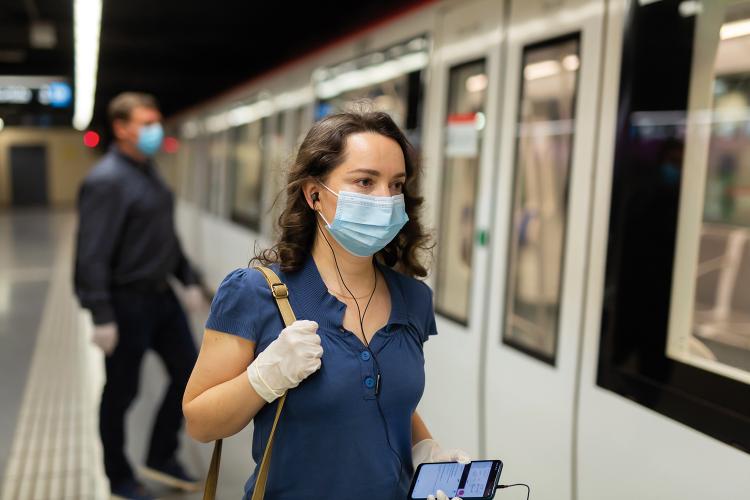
[202,265,296,500]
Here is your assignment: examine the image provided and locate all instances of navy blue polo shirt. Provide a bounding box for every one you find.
[205,255,437,500]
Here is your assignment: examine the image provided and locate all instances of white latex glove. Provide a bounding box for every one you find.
[92,322,118,355]
[428,490,461,500]
[412,438,471,467]
[182,285,206,313]
[247,320,323,403]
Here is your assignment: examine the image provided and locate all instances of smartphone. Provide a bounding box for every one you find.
[408,460,503,500]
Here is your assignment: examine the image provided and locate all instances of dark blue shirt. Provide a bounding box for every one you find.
[205,255,437,500]
[74,146,197,324]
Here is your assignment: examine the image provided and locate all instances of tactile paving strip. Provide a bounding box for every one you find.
[1,216,109,500]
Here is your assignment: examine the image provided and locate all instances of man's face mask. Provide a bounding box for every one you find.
[316,182,409,257]
[136,123,164,157]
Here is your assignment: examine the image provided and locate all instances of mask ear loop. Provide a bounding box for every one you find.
[312,182,338,227]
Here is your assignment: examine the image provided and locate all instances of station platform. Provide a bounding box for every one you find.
[0,210,251,500]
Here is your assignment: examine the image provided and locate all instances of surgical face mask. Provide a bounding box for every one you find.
[136,123,164,157]
[317,182,409,257]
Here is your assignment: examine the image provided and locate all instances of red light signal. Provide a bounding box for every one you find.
[83,131,100,148]
[164,136,180,153]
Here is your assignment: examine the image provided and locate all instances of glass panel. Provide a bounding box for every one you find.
[266,113,287,238]
[207,134,224,215]
[503,36,580,363]
[191,137,210,210]
[667,2,750,384]
[229,119,264,231]
[317,73,411,128]
[312,35,428,137]
[293,106,308,147]
[434,59,488,324]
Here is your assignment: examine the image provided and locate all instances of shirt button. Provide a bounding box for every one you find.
[364,376,375,389]
[360,351,371,361]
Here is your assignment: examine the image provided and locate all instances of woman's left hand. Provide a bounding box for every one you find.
[427,490,461,500]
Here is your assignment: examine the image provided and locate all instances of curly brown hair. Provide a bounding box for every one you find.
[253,109,433,278]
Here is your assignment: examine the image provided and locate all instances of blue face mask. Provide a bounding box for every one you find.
[137,123,164,157]
[318,183,409,257]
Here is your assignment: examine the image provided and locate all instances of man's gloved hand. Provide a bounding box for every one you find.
[92,322,118,355]
[182,284,207,313]
[412,438,471,466]
[428,490,461,500]
[247,320,323,403]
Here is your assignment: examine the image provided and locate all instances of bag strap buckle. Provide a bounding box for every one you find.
[271,283,288,299]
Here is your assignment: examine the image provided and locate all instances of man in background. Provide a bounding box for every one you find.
[74,92,203,500]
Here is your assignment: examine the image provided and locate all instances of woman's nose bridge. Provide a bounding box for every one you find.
[375,181,392,196]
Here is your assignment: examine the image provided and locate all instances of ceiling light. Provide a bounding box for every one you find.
[73,0,102,131]
[523,60,561,81]
[678,1,702,17]
[30,21,57,49]
[562,54,580,72]
[315,51,428,99]
[466,74,488,93]
[720,19,750,40]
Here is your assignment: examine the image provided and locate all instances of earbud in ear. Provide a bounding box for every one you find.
[312,192,320,203]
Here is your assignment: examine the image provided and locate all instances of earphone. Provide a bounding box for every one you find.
[311,192,320,203]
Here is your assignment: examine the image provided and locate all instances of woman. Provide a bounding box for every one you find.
[183,110,468,500]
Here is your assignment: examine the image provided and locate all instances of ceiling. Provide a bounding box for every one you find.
[0,0,428,130]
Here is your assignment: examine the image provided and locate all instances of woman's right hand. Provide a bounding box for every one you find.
[247,320,323,402]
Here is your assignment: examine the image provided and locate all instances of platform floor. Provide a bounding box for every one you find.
[0,210,253,500]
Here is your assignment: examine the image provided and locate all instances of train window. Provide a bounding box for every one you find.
[228,119,265,231]
[599,0,750,451]
[667,2,750,386]
[292,106,308,147]
[434,59,488,324]
[312,35,428,138]
[207,133,225,215]
[502,35,580,364]
[317,74,411,128]
[176,141,190,200]
[192,136,211,210]
[266,112,287,238]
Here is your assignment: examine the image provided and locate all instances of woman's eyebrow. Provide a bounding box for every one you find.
[348,168,381,177]
[347,168,407,179]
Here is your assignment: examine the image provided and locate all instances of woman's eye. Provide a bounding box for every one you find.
[356,178,373,188]
[393,182,404,192]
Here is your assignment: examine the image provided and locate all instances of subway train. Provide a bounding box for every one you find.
[155,0,750,498]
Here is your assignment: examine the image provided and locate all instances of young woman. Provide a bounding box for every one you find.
[183,110,468,500]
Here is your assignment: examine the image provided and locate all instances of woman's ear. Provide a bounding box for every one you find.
[302,180,319,210]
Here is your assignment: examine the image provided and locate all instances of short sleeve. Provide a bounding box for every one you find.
[205,268,266,342]
[420,280,438,343]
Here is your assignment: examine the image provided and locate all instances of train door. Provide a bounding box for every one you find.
[578,1,750,499]
[419,0,504,457]
[481,0,605,498]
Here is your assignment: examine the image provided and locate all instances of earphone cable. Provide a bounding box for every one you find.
[315,216,404,481]
[497,483,531,500]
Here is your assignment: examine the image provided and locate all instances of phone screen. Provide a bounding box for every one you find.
[409,460,502,500]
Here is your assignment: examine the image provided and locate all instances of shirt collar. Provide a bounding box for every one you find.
[284,254,409,331]
[110,144,153,170]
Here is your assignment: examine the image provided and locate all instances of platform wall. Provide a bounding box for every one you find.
[0,128,100,208]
